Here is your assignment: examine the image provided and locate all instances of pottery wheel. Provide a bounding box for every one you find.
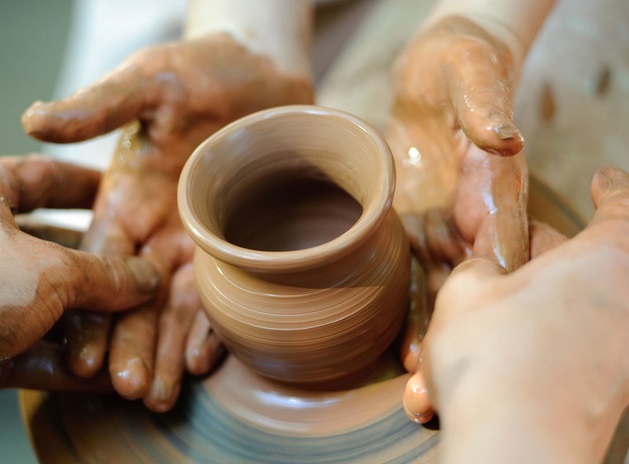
[20,354,440,464]
[20,178,629,464]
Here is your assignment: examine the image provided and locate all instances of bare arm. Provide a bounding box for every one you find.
[422,0,556,75]
[185,0,312,79]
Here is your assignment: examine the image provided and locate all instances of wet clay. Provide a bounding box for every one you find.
[179,105,411,386]
[224,173,362,251]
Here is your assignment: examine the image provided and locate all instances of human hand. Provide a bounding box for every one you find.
[389,17,529,371]
[21,33,314,412]
[405,167,629,463]
[0,155,159,379]
[388,15,528,269]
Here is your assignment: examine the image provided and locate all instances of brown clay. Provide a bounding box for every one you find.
[178,105,411,385]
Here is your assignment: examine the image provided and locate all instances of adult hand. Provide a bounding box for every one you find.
[405,166,629,463]
[0,155,159,370]
[390,17,529,371]
[21,33,314,412]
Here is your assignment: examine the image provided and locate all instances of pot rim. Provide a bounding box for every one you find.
[178,104,395,273]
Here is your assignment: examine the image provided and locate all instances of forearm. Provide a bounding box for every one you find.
[422,0,556,75]
[185,0,313,79]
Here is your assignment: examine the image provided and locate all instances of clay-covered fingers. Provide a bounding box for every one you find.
[400,210,471,268]
[453,148,529,272]
[55,248,160,311]
[108,303,159,400]
[21,54,151,144]
[143,263,220,412]
[106,261,217,411]
[185,309,224,376]
[100,223,180,399]
[0,234,159,359]
[442,18,523,156]
[0,341,112,392]
[64,215,139,378]
[403,371,434,424]
[0,155,100,212]
[63,312,113,378]
[404,257,505,423]
[399,258,431,373]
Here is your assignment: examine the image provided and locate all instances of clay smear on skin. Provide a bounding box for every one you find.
[0,227,39,307]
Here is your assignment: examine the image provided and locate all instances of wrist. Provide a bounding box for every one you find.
[421,0,556,78]
[185,0,313,79]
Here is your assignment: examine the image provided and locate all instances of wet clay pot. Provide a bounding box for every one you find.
[178,105,410,386]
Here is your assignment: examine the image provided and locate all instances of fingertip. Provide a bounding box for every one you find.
[403,372,434,424]
[21,101,57,141]
[143,375,181,413]
[185,332,225,376]
[64,312,111,378]
[66,342,107,379]
[126,257,161,295]
[111,357,152,400]
[473,120,524,157]
[590,166,629,209]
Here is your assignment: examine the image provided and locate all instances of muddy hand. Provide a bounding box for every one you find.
[0,155,159,363]
[390,17,529,376]
[0,341,113,392]
[22,33,313,170]
[389,16,527,269]
[21,33,313,411]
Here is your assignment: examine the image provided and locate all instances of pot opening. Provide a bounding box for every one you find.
[222,162,363,252]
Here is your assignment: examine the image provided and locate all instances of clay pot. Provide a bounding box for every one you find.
[178,105,410,385]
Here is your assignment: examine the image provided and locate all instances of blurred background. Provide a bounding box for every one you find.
[1,0,628,462]
[1,1,71,155]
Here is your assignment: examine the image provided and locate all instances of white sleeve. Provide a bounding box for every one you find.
[422,0,557,73]
[185,0,313,78]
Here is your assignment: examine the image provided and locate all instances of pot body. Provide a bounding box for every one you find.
[178,105,410,385]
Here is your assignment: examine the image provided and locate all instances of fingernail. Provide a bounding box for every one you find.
[492,122,519,140]
[409,410,434,424]
[150,376,171,403]
[404,408,435,424]
[127,257,160,294]
[114,357,149,399]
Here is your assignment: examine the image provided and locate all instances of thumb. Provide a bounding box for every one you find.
[60,249,161,312]
[590,166,629,212]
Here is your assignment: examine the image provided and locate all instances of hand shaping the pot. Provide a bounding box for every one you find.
[389,15,528,271]
[0,155,159,389]
[390,16,530,372]
[404,166,629,463]
[21,33,314,412]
